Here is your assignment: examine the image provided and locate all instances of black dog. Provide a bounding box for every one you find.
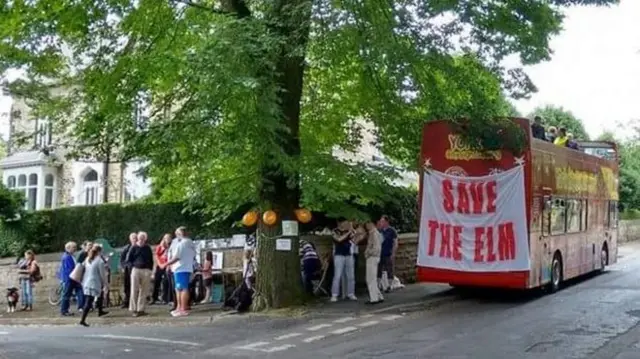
[6,287,19,313]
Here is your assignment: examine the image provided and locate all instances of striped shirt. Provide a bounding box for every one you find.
[299,241,319,262]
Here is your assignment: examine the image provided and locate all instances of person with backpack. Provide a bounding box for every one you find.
[16,250,41,311]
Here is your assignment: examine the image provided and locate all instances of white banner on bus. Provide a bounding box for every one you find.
[417,165,530,272]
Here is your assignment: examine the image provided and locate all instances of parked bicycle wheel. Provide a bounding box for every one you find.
[48,283,63,306]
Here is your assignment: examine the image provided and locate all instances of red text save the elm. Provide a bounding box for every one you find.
[441,179,497,214]
[426,220,517,262]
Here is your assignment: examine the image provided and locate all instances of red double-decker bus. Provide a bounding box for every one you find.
[417,118,619,292]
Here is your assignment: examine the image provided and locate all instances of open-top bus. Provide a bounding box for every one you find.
[417,118,619,292]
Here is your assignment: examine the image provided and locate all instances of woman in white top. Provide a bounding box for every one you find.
[79,246,108,326]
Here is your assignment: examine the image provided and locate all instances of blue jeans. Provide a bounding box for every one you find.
[60,280,84,314]
[20,278,33,306]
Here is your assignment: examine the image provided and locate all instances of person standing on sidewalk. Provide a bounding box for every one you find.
[17,250,38,311]
[364,222,384,304]
[166,226,196,317]
[152,234,171,304]
[330,218,357,302]
[119,232,137,308]
[60,241,83,316]
[127,231,154,317]
[79,246,108,327]
[377,215,398,293]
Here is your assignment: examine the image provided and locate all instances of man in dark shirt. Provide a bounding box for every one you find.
[119,232,137,308]
[126,231,154,316]
[377,215,397,293]
[531,116,546,141]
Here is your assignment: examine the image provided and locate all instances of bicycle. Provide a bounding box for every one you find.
[48,282,82,306]
[48,282,64,306]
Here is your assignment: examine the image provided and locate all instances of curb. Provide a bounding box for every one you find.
[0,312,233,328]
[366,294,454,315]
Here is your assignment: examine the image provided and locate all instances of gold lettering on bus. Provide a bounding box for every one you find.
[600,167,619,200]
[554,167,597,194]
[444,135,502,161]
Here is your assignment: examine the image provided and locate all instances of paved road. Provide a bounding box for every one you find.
[3,242,640,359]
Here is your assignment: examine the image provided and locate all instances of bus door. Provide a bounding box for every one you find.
[540,188,553,285]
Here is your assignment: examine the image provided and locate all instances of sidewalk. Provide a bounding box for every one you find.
[304,283,455,319]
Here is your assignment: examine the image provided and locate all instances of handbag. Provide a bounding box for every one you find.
[69,262,85,282]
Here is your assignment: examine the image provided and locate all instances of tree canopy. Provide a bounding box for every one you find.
[0,0,618,308]
[528,105,590,140]
[597,128,640,213]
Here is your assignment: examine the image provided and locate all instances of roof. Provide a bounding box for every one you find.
[0,150,61,169]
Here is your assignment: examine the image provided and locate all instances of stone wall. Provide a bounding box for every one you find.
[618,219,640,243]
[2,219,639,303]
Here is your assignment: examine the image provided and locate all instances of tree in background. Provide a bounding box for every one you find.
[597,129,640,213]
[0,0,617,308]
[528,105,590,140]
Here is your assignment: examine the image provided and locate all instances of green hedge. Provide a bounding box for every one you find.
[0,202,238,257]
[0,188,420,258]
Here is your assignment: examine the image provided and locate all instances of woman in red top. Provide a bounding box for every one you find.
[151,234,172,304]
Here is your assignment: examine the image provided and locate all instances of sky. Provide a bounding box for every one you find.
[511,0,640,139]
[0,1,638,141]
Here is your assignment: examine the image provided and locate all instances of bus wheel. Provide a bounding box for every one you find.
[599,244,609,273]
[548,253,563,293]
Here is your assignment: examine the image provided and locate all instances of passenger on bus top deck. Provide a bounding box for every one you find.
[553,127,568,147]
[566,133,579,150]
[546,126,557,143]
[531,116,546,140]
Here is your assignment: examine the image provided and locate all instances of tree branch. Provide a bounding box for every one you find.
[172,0,251,18]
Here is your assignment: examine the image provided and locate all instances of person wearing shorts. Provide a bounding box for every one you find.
[165,226,195,317]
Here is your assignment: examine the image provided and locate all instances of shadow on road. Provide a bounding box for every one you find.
[449,270,612,304]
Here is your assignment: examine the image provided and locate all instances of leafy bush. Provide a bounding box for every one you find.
[620,209,640,220]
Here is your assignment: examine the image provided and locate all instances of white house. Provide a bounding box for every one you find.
[332,120,418,188]
[0,94,151,211]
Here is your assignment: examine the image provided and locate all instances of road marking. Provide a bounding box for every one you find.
[275,333,302,340]
[84,335,201,347]
[307,323,332,331]
[382,314,403,321]
[263,344,296,352]
[235,342,270,351]
[0,331,8,335]
[303,335,326,343]
[361,314,374,318]
[333,317,356,324]
[330,326,358,335]
[357,320,379,327]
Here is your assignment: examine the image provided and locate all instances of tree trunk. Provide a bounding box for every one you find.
[252,0,313,310]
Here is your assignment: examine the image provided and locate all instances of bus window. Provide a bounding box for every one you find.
[608,201,618,229]
[531,196,541,233]
[542,196,552,236]
[551,198,567,235]
[566,199,581,233]
[581,199,588,231]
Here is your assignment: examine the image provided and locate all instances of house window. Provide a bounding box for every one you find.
[17,174,27,201]
[7,176,15,188]
[35,118,52,148]
[44,174,54,209]
[27,173,37,210]
[83,169,99,205]
[133,92,150,130]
